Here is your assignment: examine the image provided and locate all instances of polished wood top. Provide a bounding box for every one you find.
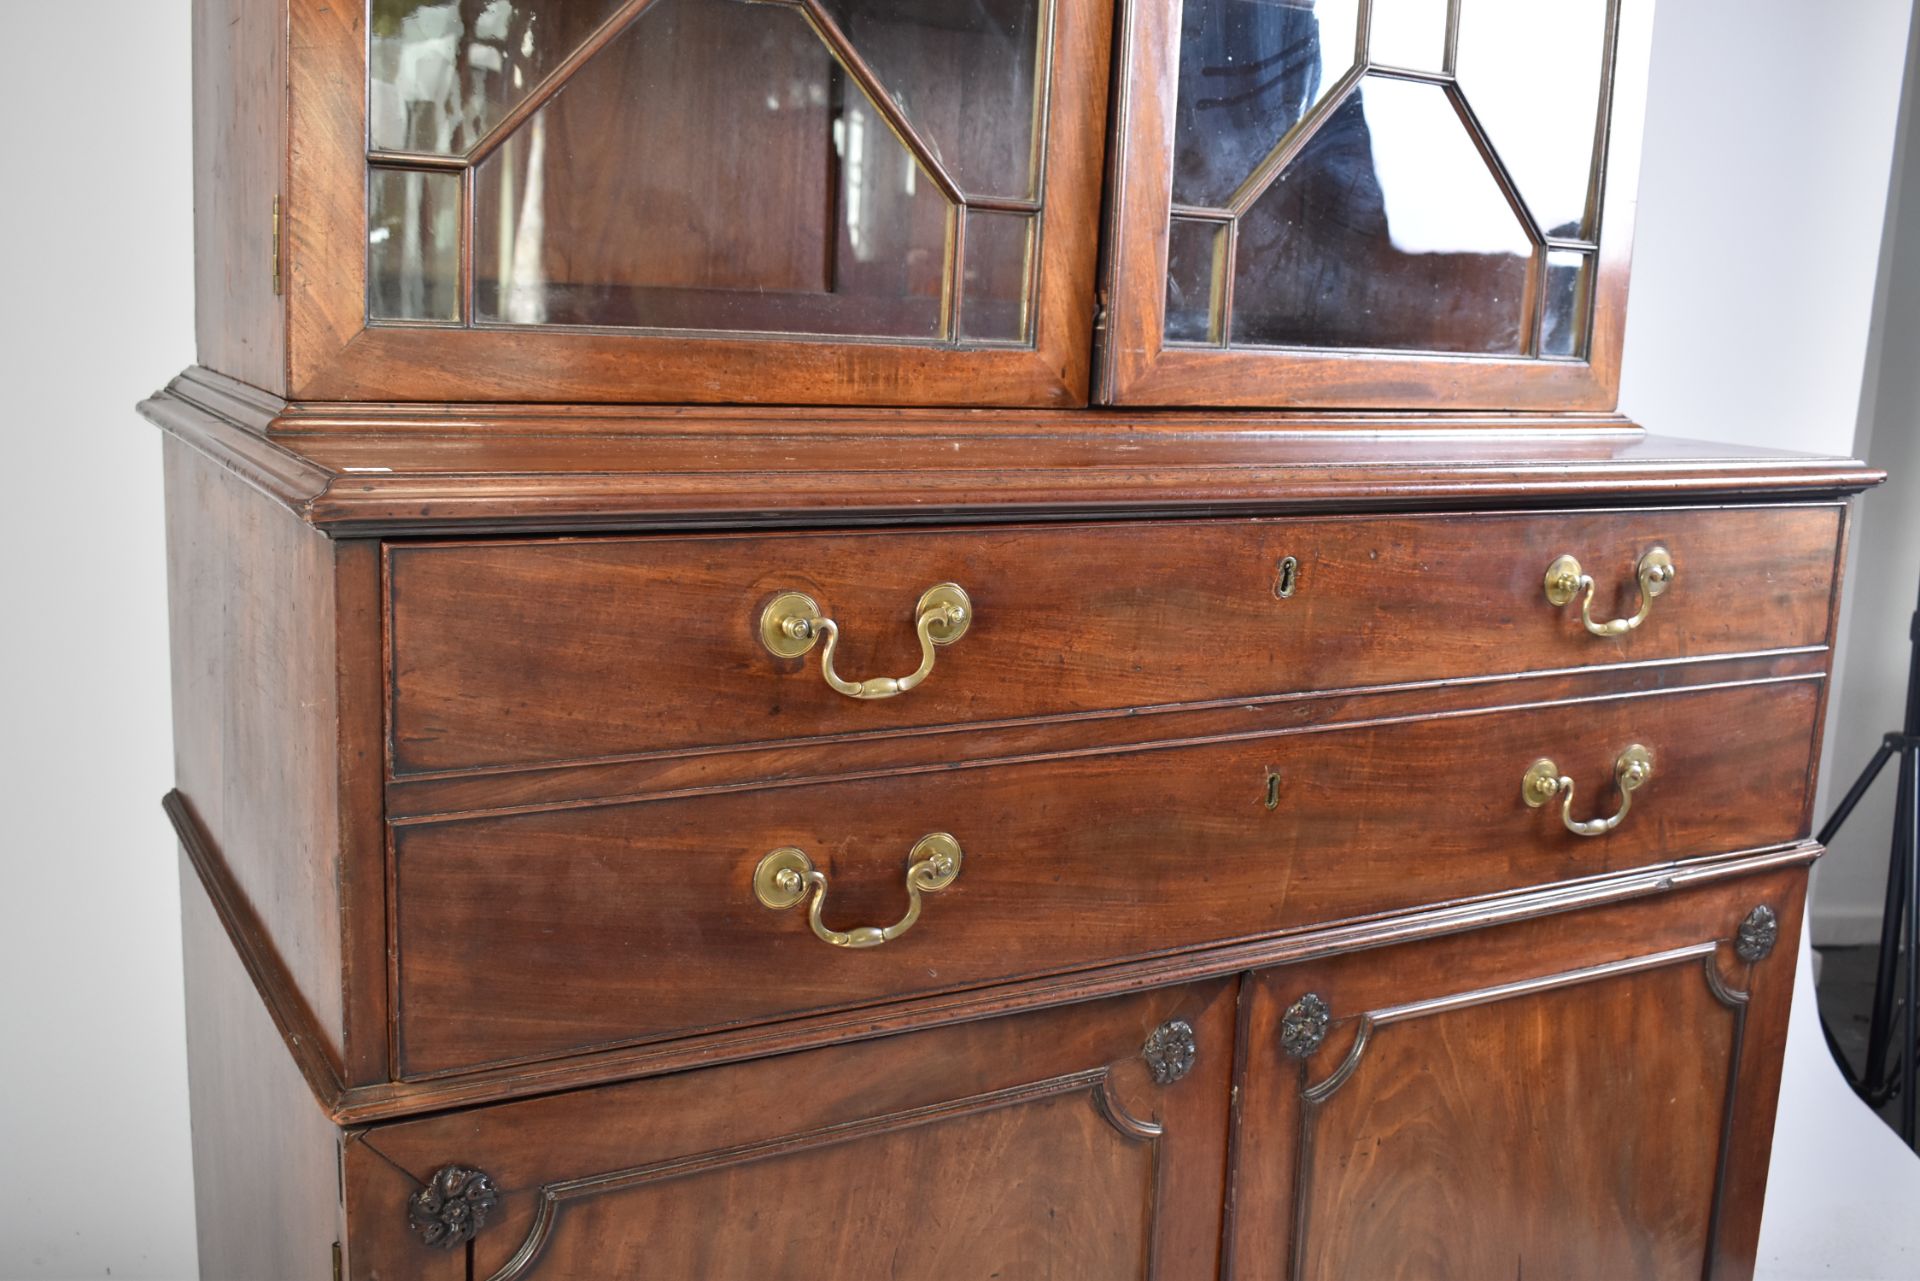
[139,367,1882,537]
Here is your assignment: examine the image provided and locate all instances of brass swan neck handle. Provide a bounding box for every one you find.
[753,834,963,949]
[761,584,972,700]
[1523,744,1654,837]
[1545,547,1675,637]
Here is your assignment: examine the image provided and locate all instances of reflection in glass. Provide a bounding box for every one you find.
[1455,0,1610,239]
[1541,248,1593,357]
[368,168,462,322]
[818,0,1043,201]
[1165,217,1226,343]
[960,211,1034,342]
[1231,79,1532,353]
[1171,0,1362,210]
[369,0,629,154]
[473,0,953,338]
[1367,0,1448,72]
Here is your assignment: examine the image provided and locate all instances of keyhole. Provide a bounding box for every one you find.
[1265,769,1282,810]
[1274,557,1299,599]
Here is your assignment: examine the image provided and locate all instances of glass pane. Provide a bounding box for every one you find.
[1165,217,1226,343]
[370,0,631,154]
[368,168,462,322]
[960,211,1034,342]
[1231,78,1532,353]
[1172,0,1363,210]
[818,0,1044,201]
[1367,0,1448,72]
[473,0,951,338]
[1541,248,1593,357]
[1455,0,1611,238]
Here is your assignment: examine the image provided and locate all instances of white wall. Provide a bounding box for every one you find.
[1619,0,1920,950]
[1619,0,1912,455]
[0,2,199,1277]
[0,2,1914,1278]
[1812,15,1920,947]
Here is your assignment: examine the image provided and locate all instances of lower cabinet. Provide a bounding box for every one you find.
[1229,867,1802,1281]
[346,981,1240,1280]
[342,864,1800,1281]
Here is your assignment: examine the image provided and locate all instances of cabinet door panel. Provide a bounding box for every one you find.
[347,981,1235,1280]
[291,0,1112,405]
[540,1092,1154,1280]
[1102,0,1654,409]
[1230,866,1803,1281]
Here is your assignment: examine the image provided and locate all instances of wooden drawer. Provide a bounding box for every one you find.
[347,982,1236,1281]
[386,505,1839,775]
[391,677,1820,1077]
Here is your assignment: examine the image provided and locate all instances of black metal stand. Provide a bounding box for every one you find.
[1816,578,1920,1149]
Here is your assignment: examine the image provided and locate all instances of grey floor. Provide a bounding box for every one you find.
[1814,943,1908,1134]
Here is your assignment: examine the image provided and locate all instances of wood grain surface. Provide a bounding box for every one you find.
[386,506,1842,776]
[1230,864,1804,1281]
[391,678,1821,1076]
[139,368,1883,535]
[351,981,1235,1281]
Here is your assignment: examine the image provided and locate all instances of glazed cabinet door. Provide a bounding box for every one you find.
[345,982,1235,1280]
[286,0,1113,405]
[1101,0,1654,409]
[1228,867,1804,1281]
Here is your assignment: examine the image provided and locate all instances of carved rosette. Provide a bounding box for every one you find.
[1281,993,1332,1059]
[1736,905,1780,963]
[409,1165,499,1250]
[1144,1019,1198,1084]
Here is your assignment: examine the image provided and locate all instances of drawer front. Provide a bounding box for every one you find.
[347,983,1236,1281]
[387,505,1840,775]
[392,678,1820,1076]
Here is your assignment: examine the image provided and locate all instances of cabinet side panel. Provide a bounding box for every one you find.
[165,436,347,1068]
[180,851,342,1281]
[193,0,288,393]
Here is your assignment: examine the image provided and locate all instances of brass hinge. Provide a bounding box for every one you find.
[272,196,284,296]
[331,1241,342,1281]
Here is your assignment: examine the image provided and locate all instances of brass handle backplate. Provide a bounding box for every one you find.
[1523,744,1654,837]
[1544,547,1675,637]
[760,583,972,700]
[753,833,963,949]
